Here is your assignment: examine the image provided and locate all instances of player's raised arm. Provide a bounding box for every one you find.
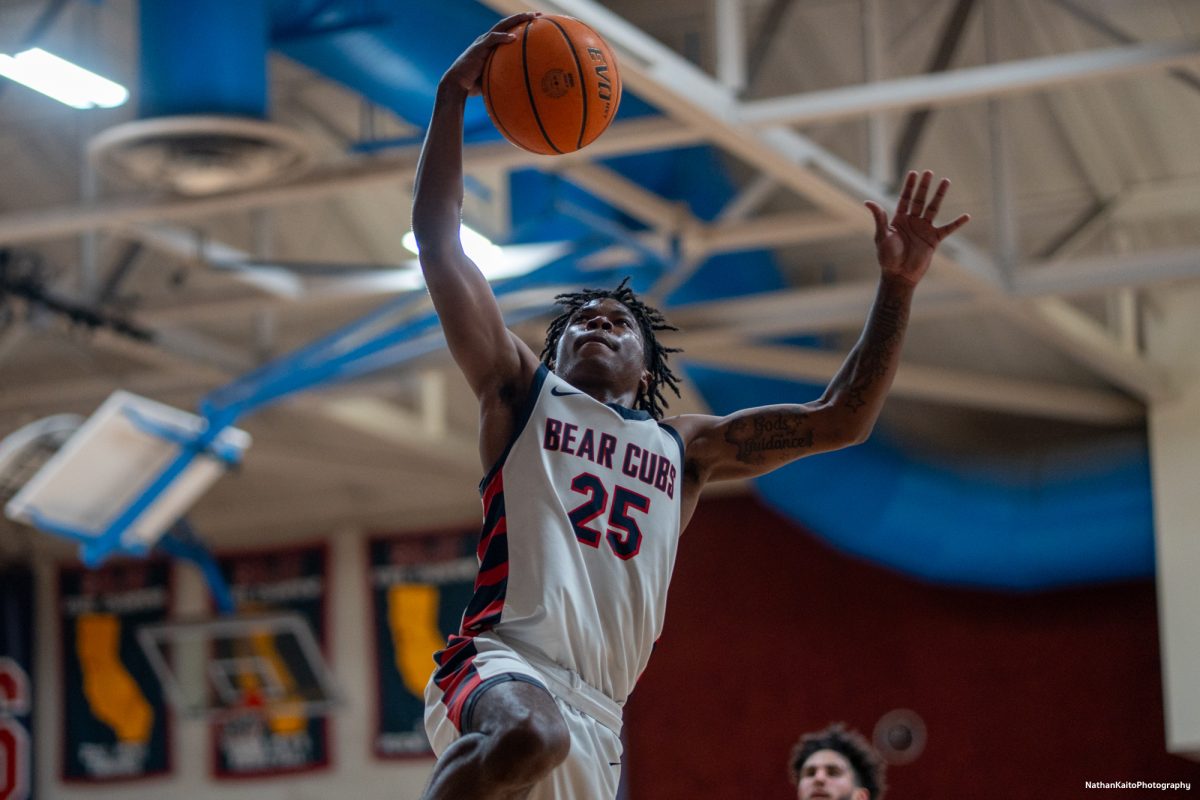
[673,170,970,485]
[411,13,541,399]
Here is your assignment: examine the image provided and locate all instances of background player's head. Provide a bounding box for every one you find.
[789,723,886,800]
[541,278,681,418]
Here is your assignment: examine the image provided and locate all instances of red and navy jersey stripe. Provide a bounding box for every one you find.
[460,470,508,634]
[431,634,482,728]
[430,466,512,728]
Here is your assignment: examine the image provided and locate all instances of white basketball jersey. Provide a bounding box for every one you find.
[461,365,684,704]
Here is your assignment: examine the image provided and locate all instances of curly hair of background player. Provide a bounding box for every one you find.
[788,722,888,800]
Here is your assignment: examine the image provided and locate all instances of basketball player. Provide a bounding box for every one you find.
[789,723,887,800]
[413,13,969,800]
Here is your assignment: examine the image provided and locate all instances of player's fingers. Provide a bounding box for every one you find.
[935,213,971,240]
[909,170,933,217]
[864,201,889,242]
[491,11,540,33]
[481,30,518,47]
[924,178,950,220]
[894,171,916,217]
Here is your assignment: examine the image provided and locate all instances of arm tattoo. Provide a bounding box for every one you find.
[723,412,814,465]
[845,296,907,413]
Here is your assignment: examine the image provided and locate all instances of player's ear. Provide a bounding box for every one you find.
[851,788,870,800]
[638,369,650,398]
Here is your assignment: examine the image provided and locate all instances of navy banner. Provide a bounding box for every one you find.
[0,566,35,800]
[369,532,478,758]
[59,560,172,783]
[213,543,329,778]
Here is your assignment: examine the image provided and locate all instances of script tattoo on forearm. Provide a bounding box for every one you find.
[724,412,814,465]
[845,295,908,413]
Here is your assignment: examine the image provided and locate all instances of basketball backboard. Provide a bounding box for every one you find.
[136,612,340,720]
[0,413,84,503]
[4,390,250,560]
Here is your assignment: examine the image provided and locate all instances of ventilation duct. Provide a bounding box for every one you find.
[89,0,311,195]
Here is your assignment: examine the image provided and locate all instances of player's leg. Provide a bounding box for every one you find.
[420,679,570,800]
[538,700,624,800]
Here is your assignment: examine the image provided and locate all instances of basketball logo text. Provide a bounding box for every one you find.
[586,47,613,115]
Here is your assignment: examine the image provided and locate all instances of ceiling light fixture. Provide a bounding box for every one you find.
[402,224,569,283]
[403,224,503,264]
[0,47,128,109]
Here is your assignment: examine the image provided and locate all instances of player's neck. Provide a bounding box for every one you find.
[556,369,638,409]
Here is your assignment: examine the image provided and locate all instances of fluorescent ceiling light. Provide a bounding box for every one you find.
[0,47,128,109]
[403,224,562,282]
[403,224,501,264]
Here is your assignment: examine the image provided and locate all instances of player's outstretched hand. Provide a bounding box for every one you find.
[441,12,541,96]
[865,170,970,287]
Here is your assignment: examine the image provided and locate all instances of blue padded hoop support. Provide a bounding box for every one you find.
[122,407,244,466]
[156,519,236,615]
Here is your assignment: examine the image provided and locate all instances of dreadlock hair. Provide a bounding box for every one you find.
[540,277,681,419]
[788,723,887,800]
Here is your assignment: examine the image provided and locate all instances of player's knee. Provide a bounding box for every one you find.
[484,710,570,786]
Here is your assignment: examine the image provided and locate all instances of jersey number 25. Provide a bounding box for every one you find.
[567,473,650,560]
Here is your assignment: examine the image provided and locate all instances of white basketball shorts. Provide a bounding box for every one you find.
[424,632,625,800]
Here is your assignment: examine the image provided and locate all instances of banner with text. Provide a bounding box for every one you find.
[1,566,36,800]
[369,532,477,758]
[213,543,330,778]
[59,560,172,783]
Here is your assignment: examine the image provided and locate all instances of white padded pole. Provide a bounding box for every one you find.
[1145,284,1200,760]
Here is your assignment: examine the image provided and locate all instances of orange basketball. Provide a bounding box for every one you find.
[483,15,622,155]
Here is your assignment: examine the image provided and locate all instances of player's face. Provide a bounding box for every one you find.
[797,750,866,800]
[553,298,649,395]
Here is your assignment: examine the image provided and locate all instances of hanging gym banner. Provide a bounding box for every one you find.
[368,531,478,758]
[212,543,329,778]
[59,559,172,783]
[0,566,35,800]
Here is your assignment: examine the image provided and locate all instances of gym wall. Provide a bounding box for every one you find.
[626,495,1200,800]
